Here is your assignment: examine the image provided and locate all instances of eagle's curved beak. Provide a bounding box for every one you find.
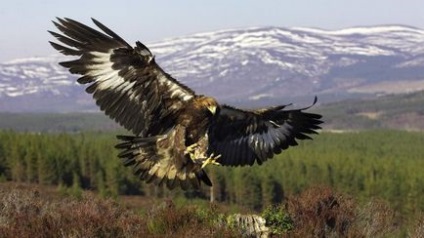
[207,105,217,115]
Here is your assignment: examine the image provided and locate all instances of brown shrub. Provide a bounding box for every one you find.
[355,198,398,237]
[409,214,424,238]
[284,187,358,237]
[0,185,240,238]
[1,183,419,237]
[0,188,147,238]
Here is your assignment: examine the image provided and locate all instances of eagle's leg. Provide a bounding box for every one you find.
[184,143,199,156]
[201,153,221,169]
[185,142,221,168]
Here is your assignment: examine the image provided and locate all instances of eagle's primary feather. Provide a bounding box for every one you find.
[49,18,323,190]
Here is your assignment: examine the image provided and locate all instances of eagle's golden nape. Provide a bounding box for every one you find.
[49,18,323,190]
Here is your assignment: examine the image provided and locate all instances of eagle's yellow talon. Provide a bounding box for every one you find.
[201,153,221,168]
[184,143,199,155]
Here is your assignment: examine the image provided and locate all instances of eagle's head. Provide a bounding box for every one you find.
[196,96,220,116]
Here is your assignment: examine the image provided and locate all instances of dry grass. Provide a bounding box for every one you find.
[409,214,424,238]
[0,183,421,237]
[279,186,407,238]
[355,198,398,237]
[0,188,147,237]
[0,183,240,238]
[284,187,357,237]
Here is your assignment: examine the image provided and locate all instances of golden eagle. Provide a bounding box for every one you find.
[49,18,323,190]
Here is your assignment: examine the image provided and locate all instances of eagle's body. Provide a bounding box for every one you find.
[49,18,323,189]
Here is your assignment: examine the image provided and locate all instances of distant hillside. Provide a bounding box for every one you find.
[1,91,423,132]
[1,24,424,112]
[316,90,424,130]
[0,113,122,133]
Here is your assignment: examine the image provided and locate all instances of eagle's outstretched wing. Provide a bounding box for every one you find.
[49,18,195,136]
[208,97,322,166]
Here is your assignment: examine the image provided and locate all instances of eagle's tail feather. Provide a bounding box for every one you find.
[115,134,211,190]
[195,170,212,186]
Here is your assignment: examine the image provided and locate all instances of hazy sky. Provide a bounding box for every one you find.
[1,0,424,62]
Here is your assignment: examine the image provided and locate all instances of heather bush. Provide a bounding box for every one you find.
[2,183,423,237]
[356,199,398,237]
[282,187,352,237]
[409,214,424,238]
[0,185,241,238]
[0,187,147,238]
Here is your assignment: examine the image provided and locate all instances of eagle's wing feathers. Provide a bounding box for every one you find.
[209,97,323,166]
[49,18,195,136]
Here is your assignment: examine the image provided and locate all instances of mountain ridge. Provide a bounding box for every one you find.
[1,24,424,112]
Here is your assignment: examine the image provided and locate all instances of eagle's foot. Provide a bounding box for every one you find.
[201,153,221,169]
[184,143,199,156]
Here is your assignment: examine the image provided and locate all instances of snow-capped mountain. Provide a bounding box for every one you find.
[1,25,424,112]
